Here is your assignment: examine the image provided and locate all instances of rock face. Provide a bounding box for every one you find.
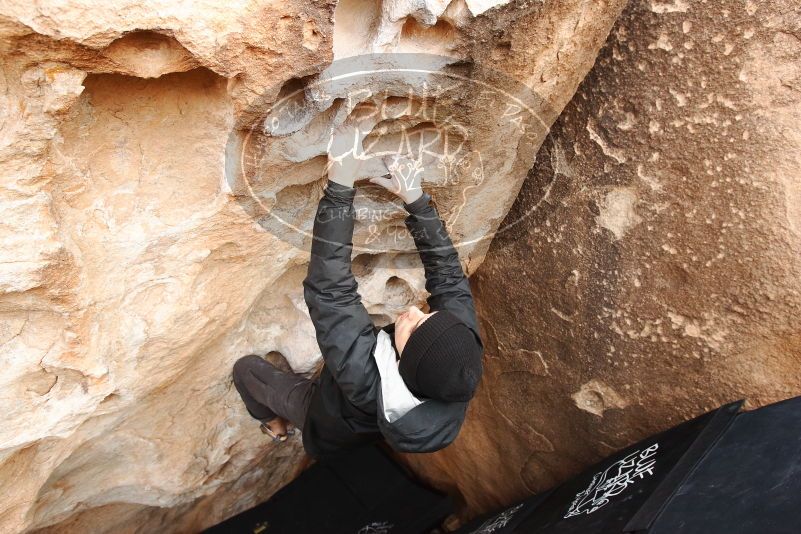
[399,0,801,521]
[0,1,627,532]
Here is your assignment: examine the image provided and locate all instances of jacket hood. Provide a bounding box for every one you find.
[374,322,469,453]
[376,386,468,453]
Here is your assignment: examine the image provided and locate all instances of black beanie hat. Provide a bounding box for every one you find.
[398,310,483,402]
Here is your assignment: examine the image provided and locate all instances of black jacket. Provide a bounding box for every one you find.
[301,181,483,459]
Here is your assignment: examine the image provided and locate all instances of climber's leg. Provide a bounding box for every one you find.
[232,355,316,432]
[233,355,279,422]
[279,372,317,432]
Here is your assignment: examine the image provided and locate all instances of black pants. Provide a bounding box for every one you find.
[232,355,317,432]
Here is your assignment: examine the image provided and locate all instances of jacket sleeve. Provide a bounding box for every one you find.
[303,181,380,413]
[403,192,482,341]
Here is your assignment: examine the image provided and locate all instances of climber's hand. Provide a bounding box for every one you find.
[370,155,424,204]
[326,111,375,189]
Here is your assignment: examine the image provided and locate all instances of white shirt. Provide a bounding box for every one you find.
[372,329,427,422]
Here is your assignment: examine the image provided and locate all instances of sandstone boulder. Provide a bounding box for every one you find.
[0,0,626,531]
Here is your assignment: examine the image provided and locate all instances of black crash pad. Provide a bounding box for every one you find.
[456,400,740,534]
[204,443,453,534]
[456,395,801,534]
[646,395,801,534]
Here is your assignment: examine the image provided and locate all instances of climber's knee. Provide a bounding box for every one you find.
[232,354,262,383]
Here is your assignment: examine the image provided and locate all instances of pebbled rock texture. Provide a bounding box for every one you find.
[398,0,801,523]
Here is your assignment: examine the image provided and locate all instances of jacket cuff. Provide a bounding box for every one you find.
[403,191,431,214]
[325,180,357,204]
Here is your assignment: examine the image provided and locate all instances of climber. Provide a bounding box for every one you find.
[232,112,484,457]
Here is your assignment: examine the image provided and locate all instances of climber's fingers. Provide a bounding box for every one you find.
[369,175,392,187]
[329,121,380,165]
[384,154,423,176]
[381,154,408,174]
[369,175,400,194]
[353,115,376,144]
[332,104,379,147]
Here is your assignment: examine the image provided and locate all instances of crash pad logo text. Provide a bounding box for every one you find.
[564,443,659,518]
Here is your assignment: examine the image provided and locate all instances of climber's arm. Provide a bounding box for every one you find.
[302,181,380,413]
[370,155,481,338]
[402,193,481,338]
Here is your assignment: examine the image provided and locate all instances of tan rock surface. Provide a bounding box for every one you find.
[0,0,626,532]
[399,0,801,522]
